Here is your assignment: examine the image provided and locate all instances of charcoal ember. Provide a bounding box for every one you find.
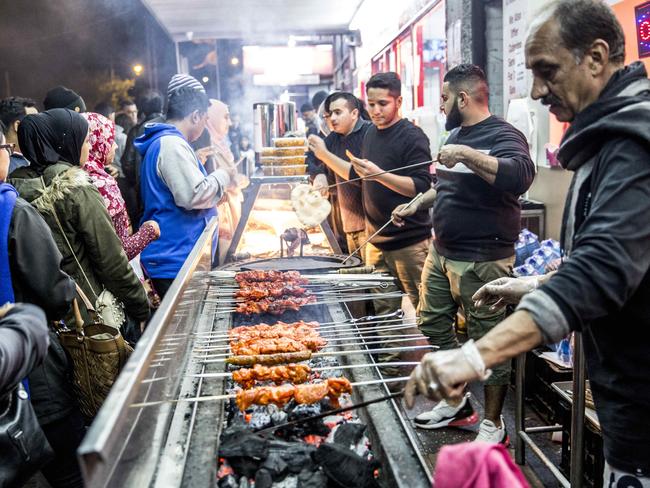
[315,367,343,379]
[312,443,380,488]
[219,425,269,478]
[297,468,327,488]
[248,406,273,430]
[254,468,273,488]
[268,441,317,474]
[307,357,339,369]
[274,401,329,438]
[270,407,288,425]
[218,474,239,488]
[333,423,367,449]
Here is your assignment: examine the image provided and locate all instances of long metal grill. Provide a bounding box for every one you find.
[78,219,433,488]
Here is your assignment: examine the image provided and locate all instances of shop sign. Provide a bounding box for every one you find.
[503,0,529,104]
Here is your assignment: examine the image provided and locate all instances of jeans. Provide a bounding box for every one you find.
[40,410,86,488]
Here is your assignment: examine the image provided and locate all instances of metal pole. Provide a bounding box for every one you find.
[515,352,526,465]
[214,39,222,100]
[570,332,586,487]
[175,41,181,73]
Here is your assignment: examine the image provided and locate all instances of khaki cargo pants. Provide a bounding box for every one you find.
[365,238,430,361]
[417,245,514,385]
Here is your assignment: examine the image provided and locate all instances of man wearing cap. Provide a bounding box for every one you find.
[135,74,232,297]
[43,85,86,113]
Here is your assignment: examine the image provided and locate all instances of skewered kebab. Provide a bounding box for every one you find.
[235,294,317,315]
[234,284,309,300]
[235,270,308,284]
[230,335,328,355]
[235,377,352,411]
[228,320,319,341]
[232,364,312,389]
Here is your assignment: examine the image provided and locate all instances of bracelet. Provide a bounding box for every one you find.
[461,339,492,381]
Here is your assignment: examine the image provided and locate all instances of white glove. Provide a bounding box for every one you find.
[391,201,420,227]
[472,275,542,309]
[404,340,490,407]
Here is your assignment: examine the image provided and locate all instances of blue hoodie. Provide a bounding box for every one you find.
[135,123,220,279]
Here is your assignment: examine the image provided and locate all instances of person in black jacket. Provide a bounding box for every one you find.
[1,123,83,488]
[406,1,650,484]
[122,89,165,228]
[0,303,49,394]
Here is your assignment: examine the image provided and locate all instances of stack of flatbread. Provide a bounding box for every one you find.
[290,184,331,228]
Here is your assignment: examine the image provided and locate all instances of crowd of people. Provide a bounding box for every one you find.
[1,0,649,486]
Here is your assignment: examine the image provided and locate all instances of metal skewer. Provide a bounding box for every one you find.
[195,335,425,359]
[129,376,412,408]
[194,322,419,345]
[197,344,436,365]
[162,310,406,339]
[342,192,424,265]
[193,333,424,353]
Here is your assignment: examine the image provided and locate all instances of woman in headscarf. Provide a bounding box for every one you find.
[197,99,248,263]
[80,112,159,260]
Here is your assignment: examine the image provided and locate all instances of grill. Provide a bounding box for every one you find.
[78,218,433,488]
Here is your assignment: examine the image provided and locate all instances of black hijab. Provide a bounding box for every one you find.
[18,108,89,175]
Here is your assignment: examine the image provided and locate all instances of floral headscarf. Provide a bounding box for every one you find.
[80,112,125,217]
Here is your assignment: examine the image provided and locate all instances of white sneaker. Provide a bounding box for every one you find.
[474,415,510,446]
[413,393,479,430]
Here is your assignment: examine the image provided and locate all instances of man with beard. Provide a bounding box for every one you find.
[406,2,650,483]
[393,64,534,442]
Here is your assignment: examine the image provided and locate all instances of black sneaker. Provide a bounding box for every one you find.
[413,393,479,430]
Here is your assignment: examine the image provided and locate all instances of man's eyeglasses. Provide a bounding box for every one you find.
[0,143,15,156]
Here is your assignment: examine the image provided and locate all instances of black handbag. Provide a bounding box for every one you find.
[0,383,54,487]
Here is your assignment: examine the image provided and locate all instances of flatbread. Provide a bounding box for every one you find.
[290,184,331,227]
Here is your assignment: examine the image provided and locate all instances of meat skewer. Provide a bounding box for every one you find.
[129,376,411,409]
[197,344,436,366]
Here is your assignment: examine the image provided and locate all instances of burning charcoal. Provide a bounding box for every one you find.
[312,443,380,488]
[273,442,317,474]
[333,423,367,449]
[248,408,272,431]
[260,451,289,480]
[218,474,239,488]
[254,469,273,488]
[297,468,327,488]
[219,425,269,478]
[270,408,288,425]
[274,401,330,438]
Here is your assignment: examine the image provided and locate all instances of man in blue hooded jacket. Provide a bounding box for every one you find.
[135,75,231,296]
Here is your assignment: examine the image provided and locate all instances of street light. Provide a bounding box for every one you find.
[132,64,144,76]
[202,76,210,83]
[230,56,240,66]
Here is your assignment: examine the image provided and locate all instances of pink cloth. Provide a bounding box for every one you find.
[81,112,156,260]
[434,442,530,488]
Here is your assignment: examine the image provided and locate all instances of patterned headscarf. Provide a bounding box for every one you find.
[80,112,125,217]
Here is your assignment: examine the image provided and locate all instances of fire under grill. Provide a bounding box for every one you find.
[78,219,432,488]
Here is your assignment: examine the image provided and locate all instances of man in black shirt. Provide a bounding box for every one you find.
[347,72,433,370]
[308,92,371,255]
[395,65,534,442]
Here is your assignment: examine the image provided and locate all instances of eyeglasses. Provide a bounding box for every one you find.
[0,143,15,156]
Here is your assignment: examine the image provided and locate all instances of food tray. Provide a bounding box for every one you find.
[273,137,307,148]
[260,155,307,166]
[261,147,306,157]
[262,164,308,176]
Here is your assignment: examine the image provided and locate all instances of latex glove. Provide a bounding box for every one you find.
[472,275,542,310]
[312,173,329,197]
[391,200,420,227]
[437,144,469,169]
[404,340,489,407]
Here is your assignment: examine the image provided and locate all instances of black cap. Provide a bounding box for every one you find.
[43,86,86,113]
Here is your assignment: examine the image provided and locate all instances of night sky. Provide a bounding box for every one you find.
[0,0,176,107]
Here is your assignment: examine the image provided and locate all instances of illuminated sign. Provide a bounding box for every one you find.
[636,1,650,58]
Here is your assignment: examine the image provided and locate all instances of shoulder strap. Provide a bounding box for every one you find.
[42,176,100,301]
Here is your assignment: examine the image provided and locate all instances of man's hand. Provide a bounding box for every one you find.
[307,135,327,159]
[391,201,420,227]
[346,150,382,180]
[105,165,119,178]
[404,349,478,408]
[313,173,329,197]
[437,144,469,169]
[472,275,542,310]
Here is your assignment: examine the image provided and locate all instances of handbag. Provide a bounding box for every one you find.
[45,183,126,329]
[0,384,54,487]
[56,292,133,421]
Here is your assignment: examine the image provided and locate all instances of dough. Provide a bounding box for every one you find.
[291,184,331,227]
